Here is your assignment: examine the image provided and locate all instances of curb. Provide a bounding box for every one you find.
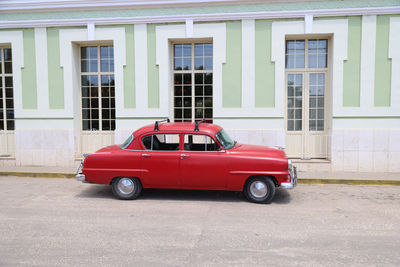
[1,171,400,186]
[298,178,400,186]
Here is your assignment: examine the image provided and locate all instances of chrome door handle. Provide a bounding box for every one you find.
[180,154,190,159]
[142,153,151,157]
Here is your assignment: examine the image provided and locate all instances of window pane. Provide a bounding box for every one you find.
[100,46,109,58]
[4,48,12,60]
[6,120,14,130]
[174,58,182,70]
[174,74,182,85]
[194,57,203,70]
[204,86,212,95]
[295,120,302,131]
[194,44,203,56]
[204,73,212,84]
[204,57,212,70]
[174,97,182,107]
[195,86,203,96]
[195,73,203,84]
[183,57,191,70]
[286,55,294,69]
[183,45,191,57]
[183,97,191,107]
[81,47,88,59]
[100,59,109,72]
[174,45,182,57]
[204,44,212,56]
[5,77,13,87]
[5,62,12,73]
[89,47,97,59]
[102,120,110,131]
[184,108,191,119]
[174,86,183,96]
[174,109,182,119]
[308,53,317,68]
[295,53,305,68]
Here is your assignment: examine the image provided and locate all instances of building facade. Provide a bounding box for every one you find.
[0,0,399,172]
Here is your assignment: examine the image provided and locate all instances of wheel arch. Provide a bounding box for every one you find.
[243,175,278,190]
[110,176,143,187]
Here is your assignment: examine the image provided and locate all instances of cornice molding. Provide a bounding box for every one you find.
[0,0,299,13]
[0,6,399,29]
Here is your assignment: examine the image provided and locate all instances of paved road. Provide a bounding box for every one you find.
[0,177,399,266]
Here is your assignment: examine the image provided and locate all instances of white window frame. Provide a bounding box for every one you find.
[170,40,213,123]
[0,46,14,132]
[284,37,330,135]
[79,43,115,132]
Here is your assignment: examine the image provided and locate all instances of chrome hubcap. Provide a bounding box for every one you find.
[117,178,135,195]
[250,181,268,198]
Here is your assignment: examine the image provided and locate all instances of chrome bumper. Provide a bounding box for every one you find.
[281,166,297,189]
[76,161,86,182]
[76,173,86,182]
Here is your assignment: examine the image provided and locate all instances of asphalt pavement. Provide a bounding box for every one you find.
[0,176,399,266]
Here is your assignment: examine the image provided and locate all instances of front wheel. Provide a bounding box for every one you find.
[244,176,276,204]
[112,177,142,200]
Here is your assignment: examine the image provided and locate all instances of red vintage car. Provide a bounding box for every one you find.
[76,120,297,203]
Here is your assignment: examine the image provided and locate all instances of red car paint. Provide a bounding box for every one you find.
[81,122,292,191]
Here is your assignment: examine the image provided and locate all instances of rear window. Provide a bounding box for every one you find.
[120,134,134,149]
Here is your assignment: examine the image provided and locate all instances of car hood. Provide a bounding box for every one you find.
[96,144,121,153]
[230,143,286,158]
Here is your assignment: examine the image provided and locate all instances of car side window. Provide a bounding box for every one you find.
[142,134,180,151]
[184,134,220,151]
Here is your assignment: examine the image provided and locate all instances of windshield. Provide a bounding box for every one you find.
[215,129,235,150]
[120,134,134,149]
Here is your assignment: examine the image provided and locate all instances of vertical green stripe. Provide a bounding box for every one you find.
[147,24,159,108]
[255,20,275,107]
[124,25,135,108]
[21,29,37,109]
[374,15,392,107]
[223,21,242,108]
[47,28,64,109]
[343,16,361,107]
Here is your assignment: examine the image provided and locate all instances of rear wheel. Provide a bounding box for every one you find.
[244,176,275,204]
[111,177,142,200]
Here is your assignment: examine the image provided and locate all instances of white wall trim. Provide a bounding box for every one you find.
[241,19,255,109]
[389,16,400,109]
[134,24,148,114]
[185,19,193,38]
[360,15,376,109]
[333,16,400,117]
[304,14,313,34]
[155,23,226,118]
[87,23,95,40]
[1,7,399,29]
[271,18,349,120]
[58,27,127,119]
[34,28,50,114]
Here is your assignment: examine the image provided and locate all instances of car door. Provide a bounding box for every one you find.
[179,134,227,189]
[140,133,181,188]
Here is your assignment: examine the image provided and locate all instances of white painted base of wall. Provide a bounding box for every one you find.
[14,129,75,167]
[331,129,400,173]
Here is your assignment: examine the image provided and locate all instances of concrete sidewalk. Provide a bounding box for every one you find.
[0,165,399,185]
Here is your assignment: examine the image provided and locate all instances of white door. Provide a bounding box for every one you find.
[285,72,328,159]
[285,39,329,159]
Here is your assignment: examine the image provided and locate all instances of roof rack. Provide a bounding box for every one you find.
[154,118,170,131]
[194,119,206,131]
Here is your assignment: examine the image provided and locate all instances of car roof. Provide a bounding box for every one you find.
[133,122,223,137]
